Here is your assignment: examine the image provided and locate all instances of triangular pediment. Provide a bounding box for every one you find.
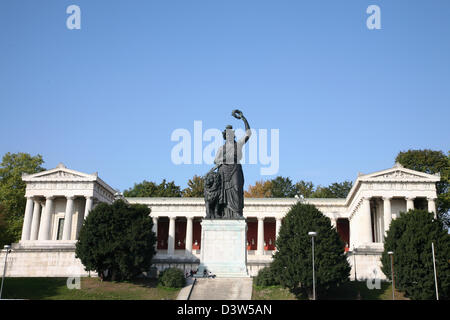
[370,170,426,180]
[22,163,96,182]
[360,163,440,182]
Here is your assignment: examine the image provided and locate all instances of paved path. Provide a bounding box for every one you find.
[176,277,195,300]
[187,278,253,300]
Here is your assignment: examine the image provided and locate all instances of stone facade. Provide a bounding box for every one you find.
[197,220,248,277]
[0,162,440,281]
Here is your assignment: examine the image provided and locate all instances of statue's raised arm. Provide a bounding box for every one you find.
[232,109,251,144]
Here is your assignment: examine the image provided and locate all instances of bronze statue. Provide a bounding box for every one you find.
[204,109,251,219]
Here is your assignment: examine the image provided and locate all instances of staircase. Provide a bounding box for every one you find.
[187,277,253,300]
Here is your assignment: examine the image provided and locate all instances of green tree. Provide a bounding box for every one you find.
[396,149,450,228]
[271,203,351,299]
[271,176,297,198]
[310,181,353,198]
[0,204,8,247]
[381,209,450,300]
[254,266,279,287]
[182,175,204,197]
[0,152,45,246]
[75,200,157,281]
[294,180,315,198]
[123,179,182,197]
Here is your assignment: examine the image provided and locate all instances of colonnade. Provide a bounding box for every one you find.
[359,196,437,244]
[21,195,94,241]
[152,216,285,256]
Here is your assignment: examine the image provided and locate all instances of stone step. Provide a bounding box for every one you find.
[188,277,253,300]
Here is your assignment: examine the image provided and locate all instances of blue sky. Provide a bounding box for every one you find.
[0,0,449,192]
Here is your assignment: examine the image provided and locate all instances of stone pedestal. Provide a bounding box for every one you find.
[196,219,249,278]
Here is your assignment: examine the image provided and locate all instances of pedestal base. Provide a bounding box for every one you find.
[196,219,249,278]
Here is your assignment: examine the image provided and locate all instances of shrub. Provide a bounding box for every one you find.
[159,268,186,288]
[254,267,279,287]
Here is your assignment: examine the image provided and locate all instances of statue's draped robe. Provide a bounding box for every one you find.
[214,130,251,218]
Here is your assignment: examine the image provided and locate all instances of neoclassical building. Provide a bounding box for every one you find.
[1,162,440,279]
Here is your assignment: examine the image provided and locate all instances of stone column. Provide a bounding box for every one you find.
[383,197,392,237]
[84,196,93,219]
[168,217,176,256]
[30,200,42,241]
[62,196,75,240]
[185,217,193,255]
[152,217,158,236]
[360,197,372,244]
[330,217,337,228]
[275,218,282,239]
[257,217,265,255]
[21,197,34,241]
[152,217,158,251]
[406,197,415,211]
[427,197,437,219]
[38,196,54,240]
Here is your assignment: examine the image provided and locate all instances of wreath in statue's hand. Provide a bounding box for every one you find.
[232,109,243,119]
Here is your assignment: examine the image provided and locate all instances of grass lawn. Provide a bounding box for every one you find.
[252,285,297,300]
[252,281,409,300]
[1,277,181,300]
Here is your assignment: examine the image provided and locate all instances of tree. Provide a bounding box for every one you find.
[0,152,45,247]
[0,204,8,247]
[123,179,182,197]
[326,181,353,198]
[310,181,353,199]
[271,176,297,198]
[182,175,204,197]
[396,149,450,228]
[244,180,273,198]
[271,203,351,299]
[381,209,450,300]
[75,200,157,281]
[245,178,353,199]
[294,180,315,198]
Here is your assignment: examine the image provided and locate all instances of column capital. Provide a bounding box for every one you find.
[275,217,282,221]
[66,195,76,200]
[406,196,415,201]
[382,196,392,201]
[84,195,94,200]
[186,216,194,221]
[427,196,437,201]
[362,196,371,201]
[26,195,34,200]
[257,216,265,221]
[46,196,56,200]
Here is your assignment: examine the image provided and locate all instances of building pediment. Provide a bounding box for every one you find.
[360,163,440,182]
[22,163,97,182]
[368,170,429,181]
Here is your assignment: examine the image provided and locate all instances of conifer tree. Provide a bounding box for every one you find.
[381,209,450,300]
[271,203,350,299]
